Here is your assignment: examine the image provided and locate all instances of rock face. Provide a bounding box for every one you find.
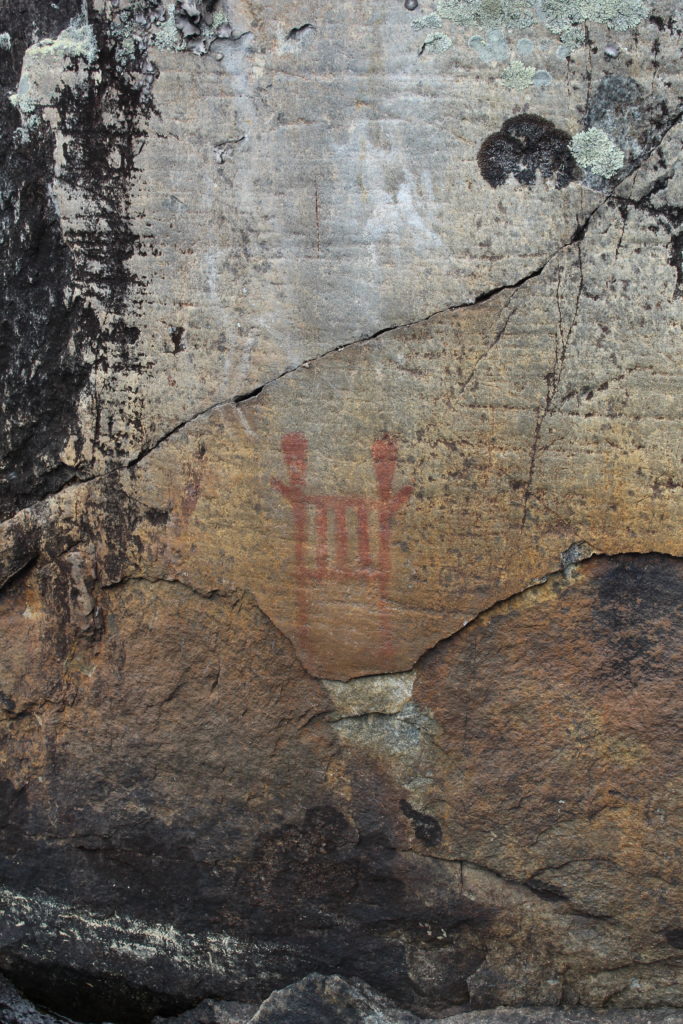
[4,971,683,1024]
[1,0,683,1022]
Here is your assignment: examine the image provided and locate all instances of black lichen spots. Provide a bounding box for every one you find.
[669,225,683,296]
[399,798,442,847]
[54,7,157,468]
[0,4,157,522]
[0,0,85,520]
[477,115,579,189]
[613,164,683,296]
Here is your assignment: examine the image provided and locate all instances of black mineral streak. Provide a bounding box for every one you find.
[399,798,442,847]
[0,0,84,520]
[0,2,155,522]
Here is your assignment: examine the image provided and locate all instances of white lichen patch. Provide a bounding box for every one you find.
[533,69,552,86]
[570,127,625,177]
[0,885,255,983]
[0,32,11,51]
[501,59,537,88]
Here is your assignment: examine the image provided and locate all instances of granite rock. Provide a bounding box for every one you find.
[1,0,683,1021]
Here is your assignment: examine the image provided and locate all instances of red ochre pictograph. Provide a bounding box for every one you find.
[271,433,413,661]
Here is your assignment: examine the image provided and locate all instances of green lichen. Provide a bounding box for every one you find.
[540,0,650,35]
[515,36,534,57]
[152,3,183,51]
[469,28,509,61]
[212,8,228,30]
[412,12,443,30]
[570,127,625,177]
[422,31,453,53]
[421,0,650,54]
[501,59,536,88]
[436,0,536,30]
[0,32,11,51]
[31,19,97,64]
[10,17,97,121]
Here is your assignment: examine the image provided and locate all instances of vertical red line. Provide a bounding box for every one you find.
[292,502,308,637]
[356,501,371,568]
[316,501,329,577]
[376,502,392,602]
[335,501,348,570]
[274,432,310,642]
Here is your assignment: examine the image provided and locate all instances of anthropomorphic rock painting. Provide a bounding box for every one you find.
[0,1,682,1021]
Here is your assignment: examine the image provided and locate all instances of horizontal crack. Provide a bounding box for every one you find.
[8,104,683,529]
[2,208,607,527]
[101,574,224,600]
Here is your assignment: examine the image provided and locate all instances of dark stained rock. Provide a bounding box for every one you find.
[0,972,103,1024]
[2,1,683,1021]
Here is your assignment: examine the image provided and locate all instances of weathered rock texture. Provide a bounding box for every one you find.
[1,0,683,1021]
[5,971,683,1024]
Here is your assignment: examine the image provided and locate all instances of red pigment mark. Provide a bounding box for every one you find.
[272,433,413,660]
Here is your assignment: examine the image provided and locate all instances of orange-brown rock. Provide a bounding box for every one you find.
[1,1,683,1021]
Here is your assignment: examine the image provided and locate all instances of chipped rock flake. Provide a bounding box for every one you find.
[570,127,625,177]
[323,672,416,720]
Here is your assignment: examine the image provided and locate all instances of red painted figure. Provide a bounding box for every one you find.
[272,433,412,659]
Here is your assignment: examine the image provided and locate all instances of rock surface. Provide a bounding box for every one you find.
[4,971,683,1024]
[1,0,683,1022]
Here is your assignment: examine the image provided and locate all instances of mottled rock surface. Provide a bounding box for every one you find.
[1,0,683,1022]
[4,971,683,1024]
